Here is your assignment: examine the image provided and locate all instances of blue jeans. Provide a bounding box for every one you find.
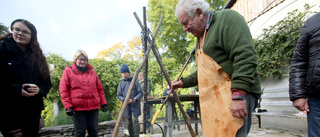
[236,94,257,137]
[307,98,320,137]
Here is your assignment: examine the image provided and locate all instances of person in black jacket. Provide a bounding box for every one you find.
[117,64,143,137]
[289,12,320,137]
[0,19,52,137]
[162,84,171,96]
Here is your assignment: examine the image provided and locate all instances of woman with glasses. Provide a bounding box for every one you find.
[0,19,52,136]
[59,50,108,137]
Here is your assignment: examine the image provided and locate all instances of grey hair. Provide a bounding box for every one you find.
[73,49,88,62]
[175,0,210,19]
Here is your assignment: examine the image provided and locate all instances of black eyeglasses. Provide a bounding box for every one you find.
[12,27,31,36]
[77,58,88,62]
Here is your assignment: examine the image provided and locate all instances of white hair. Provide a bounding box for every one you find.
[175,0,210,19]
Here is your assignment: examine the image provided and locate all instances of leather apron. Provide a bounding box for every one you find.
[196,48,243,137]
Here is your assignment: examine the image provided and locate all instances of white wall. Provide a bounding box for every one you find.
[249,0,320,39]
[260,75,289,90]
[53,101,59,117]
[249,0,319,90]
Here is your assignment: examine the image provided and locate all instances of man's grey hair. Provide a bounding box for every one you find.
[175,0,210,19]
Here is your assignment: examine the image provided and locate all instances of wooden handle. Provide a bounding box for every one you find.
[151,110,161,125]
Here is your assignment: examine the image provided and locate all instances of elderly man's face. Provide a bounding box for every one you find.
[178,7,205,37]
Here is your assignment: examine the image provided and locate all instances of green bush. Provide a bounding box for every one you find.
[52,109,113,126]
[98,110,113,122]
[253,4,316,79]
[52,109,73,126]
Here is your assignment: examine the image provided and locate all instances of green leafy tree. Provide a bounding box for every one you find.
[96,36,143,60]
[0,23,9,36]
[254,4,316,79]
[147,0,228,64]
[89,58,134,114]
[46,53,71,103]
[42,53,71,126]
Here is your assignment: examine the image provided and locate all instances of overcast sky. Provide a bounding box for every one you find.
[0,0,149,61]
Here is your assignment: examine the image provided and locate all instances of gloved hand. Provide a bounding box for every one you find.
[66,107,75,116]
[102,104,108,112]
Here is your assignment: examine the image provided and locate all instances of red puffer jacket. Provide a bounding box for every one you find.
[59,62,107,111]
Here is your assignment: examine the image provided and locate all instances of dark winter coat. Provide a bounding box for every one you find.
[59,62,107,111]
[117,75,143,119]
[163,88,170,96]
[0,37,52,129]
[289,12,320,101]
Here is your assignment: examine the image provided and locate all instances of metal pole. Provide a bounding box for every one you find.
[142,6,148,134]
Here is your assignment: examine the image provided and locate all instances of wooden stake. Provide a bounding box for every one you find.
[134,13,196,137]
[111,12,163,137]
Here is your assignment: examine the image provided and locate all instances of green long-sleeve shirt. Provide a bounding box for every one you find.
[182,9,262,95]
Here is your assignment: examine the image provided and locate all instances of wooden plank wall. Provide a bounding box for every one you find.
[230,0,286,23]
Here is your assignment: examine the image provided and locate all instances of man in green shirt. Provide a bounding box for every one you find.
[172,0,262,136]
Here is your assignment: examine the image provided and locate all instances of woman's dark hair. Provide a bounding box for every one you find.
[7,19,50,79]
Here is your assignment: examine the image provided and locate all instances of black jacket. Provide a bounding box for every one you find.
[289,12,320,101]
[117,76,143,119]
[0,37,52,115]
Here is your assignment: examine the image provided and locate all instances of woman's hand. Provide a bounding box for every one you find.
[21,84,39,97]
[128,98,137,104]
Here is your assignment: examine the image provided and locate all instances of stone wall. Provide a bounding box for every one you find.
[38,120,125,137]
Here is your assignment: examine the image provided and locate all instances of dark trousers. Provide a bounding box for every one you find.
[125,113,140,137]
[187,109,194,118]
[1,117,40,137]
[236,94,257,137]
[72,109,99,137]
[0,110,41,137]
[145,104,150,128]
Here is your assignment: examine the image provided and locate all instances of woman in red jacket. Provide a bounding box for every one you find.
[59,50,108,137]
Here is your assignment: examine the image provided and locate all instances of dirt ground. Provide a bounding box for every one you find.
[146,116,308,137]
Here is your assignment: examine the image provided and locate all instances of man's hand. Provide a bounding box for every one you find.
[292,98,309,112]
[230,99,247,119]
[171,79,183,92]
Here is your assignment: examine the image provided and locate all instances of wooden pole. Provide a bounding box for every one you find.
[111,46,150,137]
[111,14,163,137]
[150,53,196,137]
[133,13,196,137]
